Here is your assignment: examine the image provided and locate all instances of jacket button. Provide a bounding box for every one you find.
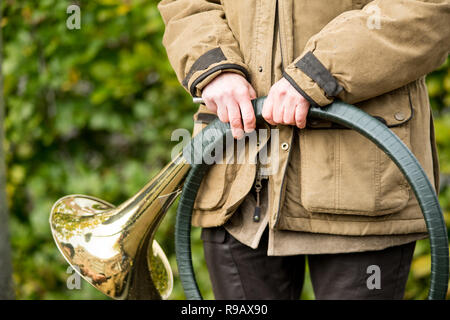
[394,112,405,121]
[258,66,263,72]
[281,142,289,151]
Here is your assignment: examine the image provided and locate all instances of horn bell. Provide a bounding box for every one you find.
[49,154,190,299]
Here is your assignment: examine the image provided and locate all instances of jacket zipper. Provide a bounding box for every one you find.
[253,1,281,223]
[252,162,265,222]
[254,0,290,226]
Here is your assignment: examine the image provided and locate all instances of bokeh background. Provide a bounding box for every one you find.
[1,0,449,300]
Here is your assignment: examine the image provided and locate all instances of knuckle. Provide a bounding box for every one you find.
[217,108,228,121]
[218,113,228,123]
[247,113,256,122]
[283,115,292,124]
[243,116,255,127]
[278,88,287,96]
[230,117,242,128]
[217,92,226,100]
[203,96,214,107]
[263,114,272,123]
[273,115,282,124]
[233,87,248,99]
[296,119,306,128]
[262,109,272,121]
[297,109,308,120]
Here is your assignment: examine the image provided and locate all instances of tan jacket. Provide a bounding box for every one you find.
[158,0,450,236]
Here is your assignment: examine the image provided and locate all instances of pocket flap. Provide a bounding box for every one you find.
[356,86,413,127]
[307,86,413,129]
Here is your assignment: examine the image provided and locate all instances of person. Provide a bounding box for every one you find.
[158,0,450,300]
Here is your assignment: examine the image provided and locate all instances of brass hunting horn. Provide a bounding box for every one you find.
[49,95,224,299]
[49,151,190,299]
[50,97,449,300]
[49,95,222,300]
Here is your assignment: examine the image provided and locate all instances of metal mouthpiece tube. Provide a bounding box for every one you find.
[192,97,204,104]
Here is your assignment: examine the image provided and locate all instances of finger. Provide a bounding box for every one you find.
[283,97,297,125]
[248,84,257,100]
[203,96,218,114]
[295,102,309,129]
[226,98,244,139]
[217,101,229,123]
[262,94,276,125]
[238,96,256,133]
[272,93,285,124]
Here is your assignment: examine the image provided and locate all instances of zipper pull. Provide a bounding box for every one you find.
[253,178,262,222]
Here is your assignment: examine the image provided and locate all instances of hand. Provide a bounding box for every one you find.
[262,77,310,129]
[201,73,257,139]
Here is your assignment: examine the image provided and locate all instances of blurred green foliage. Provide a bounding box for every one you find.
[2,0,449,300]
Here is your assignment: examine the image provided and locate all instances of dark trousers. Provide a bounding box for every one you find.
[201,226,415,300]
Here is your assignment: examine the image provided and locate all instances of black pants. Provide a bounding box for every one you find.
[201,226,415,300]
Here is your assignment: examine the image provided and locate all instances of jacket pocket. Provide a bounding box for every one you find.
[298,85,413,216]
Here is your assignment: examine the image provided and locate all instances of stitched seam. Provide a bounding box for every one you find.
[252,0,262,76]
[279,0,288,63]
[374,139,381,212]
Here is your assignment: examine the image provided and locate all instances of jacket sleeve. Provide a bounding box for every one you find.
[158,0,249,97]
[283,0,450,106]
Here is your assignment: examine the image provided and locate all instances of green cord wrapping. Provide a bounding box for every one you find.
[174,164,208,300]
[175,98,449,300]
[175,117,231,300]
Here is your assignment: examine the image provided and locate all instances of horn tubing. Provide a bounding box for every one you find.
[175,97,449,300]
